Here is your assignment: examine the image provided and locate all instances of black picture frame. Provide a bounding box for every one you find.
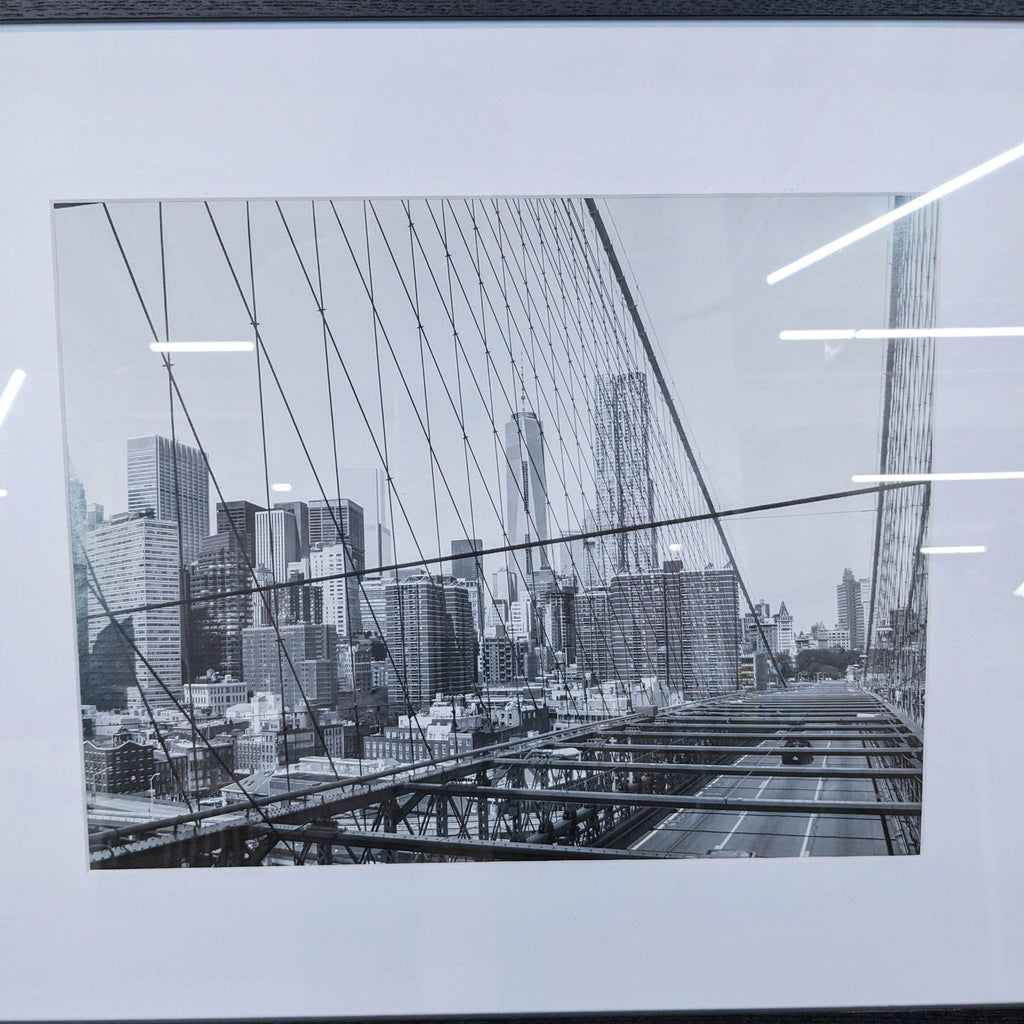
[0,0,1022,22]
[2,5,1021,1024]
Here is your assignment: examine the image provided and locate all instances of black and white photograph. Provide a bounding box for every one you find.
[55,193,935,867]
[3,15,1024,1021]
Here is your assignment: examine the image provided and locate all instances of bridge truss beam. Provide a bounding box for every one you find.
[90,688,923,868]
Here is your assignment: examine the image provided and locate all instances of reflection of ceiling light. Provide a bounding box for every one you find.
[0,489,8,498]
[780,327,1024,341]
[766,140,1024,284]
[149,342,254,353]
[853,472,1024,483]
[270,482,292,493]
[1014,582,1024,599]
[781,329,857,341]
[0,369,27,429]
[920,545,987,555]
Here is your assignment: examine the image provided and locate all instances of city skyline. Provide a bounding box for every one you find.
[71,430,869,642]
[68,426,872,639]
[56,195,892,631]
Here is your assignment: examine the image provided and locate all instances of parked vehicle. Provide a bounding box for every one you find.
[781,738,814,765]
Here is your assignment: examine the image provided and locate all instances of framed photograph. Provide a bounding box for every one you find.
[1,7,1022,1022]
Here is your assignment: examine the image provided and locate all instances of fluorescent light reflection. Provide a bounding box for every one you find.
[270,482,292,493]
[149,342,254,353]
[0,369,27,429]
[766,140,1024,284]
[920,545,987,555]
[781,329,856,341]
[0,489,8,498]
[780,327,1024,341]
[853,472,1024,483]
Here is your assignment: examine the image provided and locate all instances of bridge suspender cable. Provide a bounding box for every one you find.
[585,198,790,690]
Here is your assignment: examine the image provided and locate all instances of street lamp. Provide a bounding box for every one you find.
[148,772,159,814]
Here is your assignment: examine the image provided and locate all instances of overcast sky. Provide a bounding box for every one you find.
[54,194,896,631]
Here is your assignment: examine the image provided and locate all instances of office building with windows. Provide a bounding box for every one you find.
[308,498,365,570]
[241,622,339,710]
[273,500,310,559]
[127,434,209,564]
[664,566,740,697]
[593,372,656,579]
[86,511,182,708]
[187,532,251,679]
[310,541,362,639]
[384,574,476,711]
[837,568,866,651]
[254,507,300,587]
[215,500,263,565]
[505,408,550,576]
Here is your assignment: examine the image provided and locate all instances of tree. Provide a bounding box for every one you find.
[796,647,860,679]
[774,652,796,679]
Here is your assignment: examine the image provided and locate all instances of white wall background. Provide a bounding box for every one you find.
[0,20,1023,1021]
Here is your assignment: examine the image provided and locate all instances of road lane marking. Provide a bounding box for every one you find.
[715,776,771,851]
[800,739,829,857]
[714,811,748,850]
[633,761,743,850]
[633,819,670,848]
[635,737,775,852]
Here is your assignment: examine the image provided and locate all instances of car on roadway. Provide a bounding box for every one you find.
[781,738,814,766]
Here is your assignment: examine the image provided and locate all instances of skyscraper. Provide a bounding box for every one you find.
[126,435,209,564]
[664,566,740,698]
[546,584,577,666]
[451,538,484,636]
[358,575,388,637]
[492,567,518,606]
[450,538,483,583]
[216,500,264,566]
[384,574,476,711]
[858,576,871,648]
[486,567,518,637]
[274,500,310,559]
[593,372,656,579]
[309,495,366,558]
[282,564,324,627]
[505,408,550,575]
[837,568,866,651]
[255,508,300,586]
[187,533,251,679]
[574,586,615,683]
[310,542,362,639]
[608,571,665,687]
[448,576,483,642]
[86,511,182,708]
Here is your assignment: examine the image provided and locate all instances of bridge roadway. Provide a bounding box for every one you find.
[629,682,911,858]
[89,679,921,866]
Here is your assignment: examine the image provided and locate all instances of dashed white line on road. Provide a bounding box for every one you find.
[715,775,771,851]
[800,739,830,857]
